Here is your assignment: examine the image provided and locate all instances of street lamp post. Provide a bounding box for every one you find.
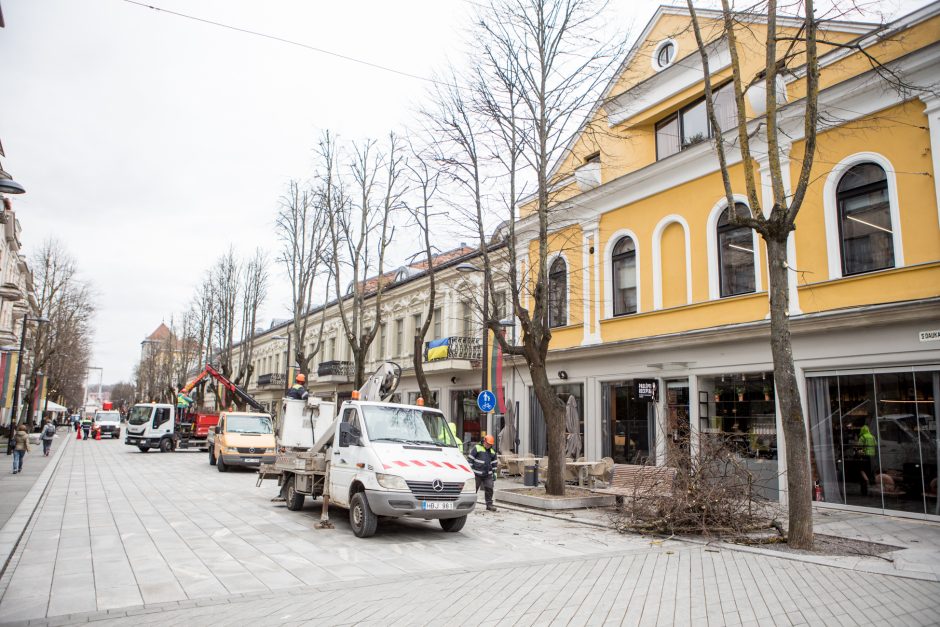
[10,315,49,429]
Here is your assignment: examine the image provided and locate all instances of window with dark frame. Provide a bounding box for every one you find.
[611,237,637,316]
[548,257,568,328]
[655,82,737,160]
[657,42,675,68]
[717,203,757,297]
[837,163,894,276]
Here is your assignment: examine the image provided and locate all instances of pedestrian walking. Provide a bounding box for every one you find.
[467,434,499,512]
[12,424,29,474]
[40,418,55,456]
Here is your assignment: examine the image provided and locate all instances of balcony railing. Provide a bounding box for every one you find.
[424,336,482,362]
[317,360,353,378]
[256,372,286,387]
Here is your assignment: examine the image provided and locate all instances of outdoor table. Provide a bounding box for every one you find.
[565,461,597,487]
[507,457,538,476]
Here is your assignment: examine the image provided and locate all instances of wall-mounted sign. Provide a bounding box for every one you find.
[919,329,940,342]
[635,379,659,402]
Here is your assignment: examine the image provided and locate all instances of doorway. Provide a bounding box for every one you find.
[665,380,690,468]
[602,381,655,465]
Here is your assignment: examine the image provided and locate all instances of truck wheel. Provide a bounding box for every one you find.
[350,492,377,538]
[285,477,305,511]
[159,438,173,453]
[209,448,217,466]
[439,515,468,533]
[137,446,149,453]
[217,455,228,472]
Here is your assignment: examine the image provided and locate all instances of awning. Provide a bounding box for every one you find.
[44,400,68,413]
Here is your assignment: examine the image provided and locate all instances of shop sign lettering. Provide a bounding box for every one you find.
[919,329,940,342]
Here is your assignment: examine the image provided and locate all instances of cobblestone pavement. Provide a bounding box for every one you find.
[0,429,67,529]
[1,437,939,626]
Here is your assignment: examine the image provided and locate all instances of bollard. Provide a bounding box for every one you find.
[523,464,539,487]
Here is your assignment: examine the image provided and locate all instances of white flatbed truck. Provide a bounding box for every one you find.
[258,363,476,538]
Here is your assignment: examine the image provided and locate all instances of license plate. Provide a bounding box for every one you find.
[421,501,455,511]
[127,438,137,444]
[243,458,259,463]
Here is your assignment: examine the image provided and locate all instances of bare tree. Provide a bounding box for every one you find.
[326,132,404,387]
[405,142,442,407]
[211,248,240,383]
[25,239,95,424]
[275,180,330,379]
[442,0,620,495]
[235,248,269,385]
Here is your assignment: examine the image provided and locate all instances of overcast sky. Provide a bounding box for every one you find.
[0,0,925,385]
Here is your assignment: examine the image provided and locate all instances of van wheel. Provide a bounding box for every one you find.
[439,515,468,533]
[137,446,149,453]
[159,438,173,453]
[209,448,217,466]
[350,492,377,538]
[285,477,305,511]
[217,455,228,472]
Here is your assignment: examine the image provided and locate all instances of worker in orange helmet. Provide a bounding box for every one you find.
[468,434,498,511]
[286,373,309,400]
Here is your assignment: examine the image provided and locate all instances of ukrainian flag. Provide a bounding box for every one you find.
[426,338,449,361]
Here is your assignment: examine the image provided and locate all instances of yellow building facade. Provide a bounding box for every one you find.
[512,4,940,519]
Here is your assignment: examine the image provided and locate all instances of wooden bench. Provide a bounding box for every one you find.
[591,464,676,501]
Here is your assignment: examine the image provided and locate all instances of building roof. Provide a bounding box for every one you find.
[146,323,172,342]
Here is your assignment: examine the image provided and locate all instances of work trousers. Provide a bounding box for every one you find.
[474,475,494,506]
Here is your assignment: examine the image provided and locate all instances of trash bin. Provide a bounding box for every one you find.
[523,464,539,487]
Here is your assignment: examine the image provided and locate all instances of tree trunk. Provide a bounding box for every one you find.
[529,362,566,494]
[766,236,813,549]
[412,336,434,408]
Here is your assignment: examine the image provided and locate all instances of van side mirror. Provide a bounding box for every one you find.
[214,425,221,434]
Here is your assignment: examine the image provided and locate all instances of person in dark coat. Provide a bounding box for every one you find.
[468,434,499,512]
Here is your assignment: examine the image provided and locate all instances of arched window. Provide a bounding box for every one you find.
[548,257,567,328]
[717,203,756,297]
[837,163,893,276]
[611,237,637,316]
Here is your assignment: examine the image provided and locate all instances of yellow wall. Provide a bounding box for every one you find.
[518,8,939,352]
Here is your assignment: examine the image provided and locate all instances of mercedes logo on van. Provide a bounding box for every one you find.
[248,448,256,454]
[432,479,444,492]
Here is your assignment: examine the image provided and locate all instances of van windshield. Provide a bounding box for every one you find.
[225,415,273,434]
[360,406,456,447]
[128,406,153,425]
[96,412,121,423]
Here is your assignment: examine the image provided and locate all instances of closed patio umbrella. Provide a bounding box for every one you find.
[565,395,581,459]
[499,402,516,455]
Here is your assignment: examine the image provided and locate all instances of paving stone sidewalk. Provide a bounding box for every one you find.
[0,429,69,529]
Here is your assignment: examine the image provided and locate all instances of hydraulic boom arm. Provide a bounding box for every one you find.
[180,364,265,412]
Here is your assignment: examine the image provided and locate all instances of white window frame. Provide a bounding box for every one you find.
[823,151,904,280]
[603,229,641,318]
[651,38,679,72]
[706,194,763,300]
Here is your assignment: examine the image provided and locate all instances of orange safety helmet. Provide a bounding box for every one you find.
[484,434,495,446]
[295,373,306,384]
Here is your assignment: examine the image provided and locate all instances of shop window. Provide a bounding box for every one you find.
[529,383,584,458]
[611,237,637,316]
[717,203,756,297]
[807,369,938,516]
[407,390,439,407]
[548,257,567,328]
[655,82,737,160]
[601,381,655,465]
[837,163,894,276]
[698,373,778,499]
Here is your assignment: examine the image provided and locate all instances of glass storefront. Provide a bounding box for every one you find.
[698,372,778,499]
[601,381,656,465]
[452,389,482,448]
[808,368,939,517]
[529,384,584,457]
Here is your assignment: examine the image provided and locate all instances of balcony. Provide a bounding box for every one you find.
[0,282,22,302]
[256,372,286,387]
[317,360,353,383]
[422,336,481,373]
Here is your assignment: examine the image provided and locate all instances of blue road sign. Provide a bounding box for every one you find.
[477,390,496,413]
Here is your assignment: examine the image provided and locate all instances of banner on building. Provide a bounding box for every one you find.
[32,373,47,415]
[0,352,16,409]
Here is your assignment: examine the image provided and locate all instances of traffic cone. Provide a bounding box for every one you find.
[76,428,82,440]
[94,428,101,441]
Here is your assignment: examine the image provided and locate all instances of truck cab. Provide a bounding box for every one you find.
[124,403,175,452]
[208,411,276,472]
[331,400,476,535]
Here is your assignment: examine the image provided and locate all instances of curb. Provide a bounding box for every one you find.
[0,430,71,584]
